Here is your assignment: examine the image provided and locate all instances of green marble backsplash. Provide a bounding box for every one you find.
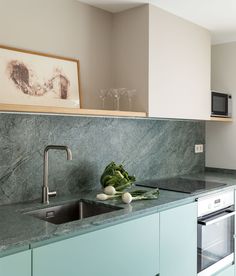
[0,114,205,205]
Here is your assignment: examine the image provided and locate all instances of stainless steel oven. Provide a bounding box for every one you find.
[197,190,235,276]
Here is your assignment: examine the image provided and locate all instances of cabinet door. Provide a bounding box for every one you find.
[214,265,234,276]
[148,5,210,120]
[33,213,159,276]
[0,250,31,276]
[160,202,197,276]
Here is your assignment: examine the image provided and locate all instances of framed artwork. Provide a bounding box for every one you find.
[0,45,81,112]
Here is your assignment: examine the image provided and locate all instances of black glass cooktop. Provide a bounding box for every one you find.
[135,178,227,194]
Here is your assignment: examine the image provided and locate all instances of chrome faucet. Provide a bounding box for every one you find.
[42,145,73,204]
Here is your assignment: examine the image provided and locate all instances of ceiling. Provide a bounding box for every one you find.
[78,0,236,45]
[78,0,145,13]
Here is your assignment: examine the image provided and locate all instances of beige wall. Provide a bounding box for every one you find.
[0,1,211,117]
[0,0,113,109]
[149,5,211,120]
[206,42,236,169]
[112,5,149,112]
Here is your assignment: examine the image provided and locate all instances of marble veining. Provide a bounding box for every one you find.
[0,114,205,205]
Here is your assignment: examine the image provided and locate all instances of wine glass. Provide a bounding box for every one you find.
[99,89,109,109]
[109,88,127,110]
[126,89,136,111]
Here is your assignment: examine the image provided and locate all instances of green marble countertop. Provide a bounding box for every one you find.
[1,170,236,257]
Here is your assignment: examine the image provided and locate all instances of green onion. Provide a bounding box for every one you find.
[122,189,160,204]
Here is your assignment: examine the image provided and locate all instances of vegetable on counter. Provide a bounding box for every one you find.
[100,161,136,191]
[103,186,120,195]
[97,161,160,204]
[122,189,160,204]
[96,189,160,204]
[96,193,119,201]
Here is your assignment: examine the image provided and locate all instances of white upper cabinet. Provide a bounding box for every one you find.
[148,5,211,120]
[112,4,211,120]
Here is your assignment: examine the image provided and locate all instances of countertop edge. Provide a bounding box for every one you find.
[1,177,236,256]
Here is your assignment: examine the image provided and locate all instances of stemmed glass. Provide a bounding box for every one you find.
[126,89,136,111]
[99,89,109,109]
[109,88,127,110]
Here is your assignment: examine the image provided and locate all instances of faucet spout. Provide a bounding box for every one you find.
[42,145,73,204]
[66,148,73,161]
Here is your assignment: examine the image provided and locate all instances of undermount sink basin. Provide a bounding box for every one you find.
[26,199,122,225]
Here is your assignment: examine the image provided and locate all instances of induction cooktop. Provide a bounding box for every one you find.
[135,178,227,194]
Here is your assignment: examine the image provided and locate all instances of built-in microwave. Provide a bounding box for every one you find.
[211,91,232,118]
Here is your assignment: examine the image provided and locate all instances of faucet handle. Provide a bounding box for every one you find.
[48,191,57,198]
[42,186,57,204]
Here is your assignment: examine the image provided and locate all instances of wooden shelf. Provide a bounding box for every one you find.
[0,104,147,118]
[208,116,233,122]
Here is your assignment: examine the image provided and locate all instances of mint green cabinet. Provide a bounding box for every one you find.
[160,202,197,276]
[33,213,159,276]
[0,250,31,276]
[214,265,234,276]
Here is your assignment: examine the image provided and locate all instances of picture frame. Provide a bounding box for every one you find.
[0,45,81,113]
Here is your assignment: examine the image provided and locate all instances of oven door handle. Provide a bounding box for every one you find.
[198,210,236,226]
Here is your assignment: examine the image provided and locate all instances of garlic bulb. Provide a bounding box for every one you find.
[122,192,133,204]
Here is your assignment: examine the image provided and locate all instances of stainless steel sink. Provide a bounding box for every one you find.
[26,199,122,225]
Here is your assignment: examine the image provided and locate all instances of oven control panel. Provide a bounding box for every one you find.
[197,190,234,217]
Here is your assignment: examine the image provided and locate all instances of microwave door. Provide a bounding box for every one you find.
[212,92,228,116]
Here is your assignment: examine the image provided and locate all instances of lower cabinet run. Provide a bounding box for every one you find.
[0,250,31,276]
[160,202,197,276]
[32,213,159,276]
[0,202,210,276]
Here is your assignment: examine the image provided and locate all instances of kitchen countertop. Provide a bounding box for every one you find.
[1,170,236,257]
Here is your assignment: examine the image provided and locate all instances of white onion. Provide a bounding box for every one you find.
[104,186,116,195]
[96,193,109,201]
[122,192,133,204]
